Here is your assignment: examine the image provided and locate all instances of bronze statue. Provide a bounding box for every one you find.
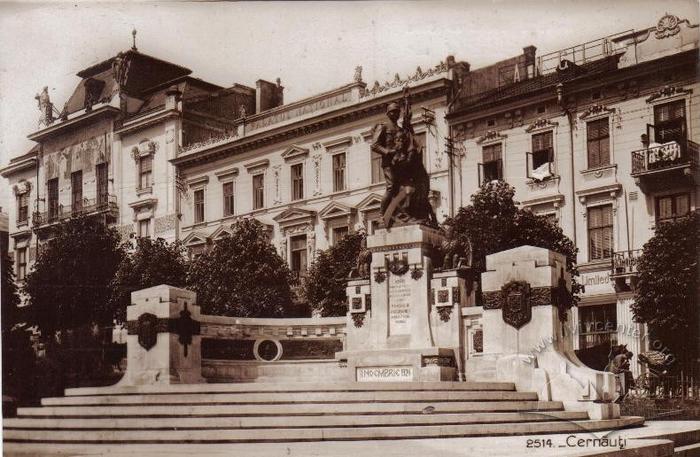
[35,86,54,127]
[371,87,437,228]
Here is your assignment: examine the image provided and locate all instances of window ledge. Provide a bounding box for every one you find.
[580,164,617,176]
[578,259,612,273]
[16,220,29,228]
[136,186,153,196]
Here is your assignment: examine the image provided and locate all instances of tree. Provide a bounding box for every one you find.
[187,218,294,317]
[23,216,125,390]
[445,180,581,302]
[303,232,364,317]
[24,216,125,336]
[2,252,36,405]
[631,212,699,369]
[109,237,188,323]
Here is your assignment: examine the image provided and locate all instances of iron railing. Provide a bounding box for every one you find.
[33,194,118,227]
[611,249,643,277]
[631,139,699,175]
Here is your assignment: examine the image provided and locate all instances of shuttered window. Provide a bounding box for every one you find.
[194,189,205,223]
[654,100,686,144]
[291,164,304,201]
[656,193,690,223]
[587,118,610,168]
[588,205,613,260]
[139,155,153,190]
[223,182,234,217]
[253,174,265,209]
[333,153,346,192]
[531,131,554,169]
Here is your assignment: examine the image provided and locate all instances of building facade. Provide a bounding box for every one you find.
[447,13,699,372]
[2,14,697,372]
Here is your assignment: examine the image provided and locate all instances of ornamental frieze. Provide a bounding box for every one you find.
[421,356,455,367]
[645,85,692,103]
[525,118,559,133]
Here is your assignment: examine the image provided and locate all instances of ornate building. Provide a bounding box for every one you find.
[446,13,699,373]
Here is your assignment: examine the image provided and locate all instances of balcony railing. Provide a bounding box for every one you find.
[611,249,642,278]
[631,139,699,175]
[33,194,118,227]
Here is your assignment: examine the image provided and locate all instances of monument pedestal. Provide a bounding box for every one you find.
[117,285,204,386]
[473,246,619,419]
[339,224,458,382]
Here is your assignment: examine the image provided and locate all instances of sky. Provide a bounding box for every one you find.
[0,0,698,206]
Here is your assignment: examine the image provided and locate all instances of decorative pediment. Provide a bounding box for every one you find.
[182,231,210,247]
[322,136,353,152]
[579,104,615,120]
[210,225,233,241]
[525,118,559,133]
[13,180,32,196]
[319,201,356,221]
[646,85,692,104]
[186,176,209,188]
[244,159,269,173]
[128,197,157,210]
[476,130,507,145]
[215,167,239,181]
[273,206,316,231]
[130,139,157,161]
[281,144,309,162]
[356,193,383,212]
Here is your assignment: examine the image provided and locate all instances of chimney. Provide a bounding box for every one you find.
[523,46,537,79]
[256,79,284,113]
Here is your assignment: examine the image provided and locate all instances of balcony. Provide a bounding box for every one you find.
[610,249,642,292]
[33,194,119,229]
[631,139,698,193]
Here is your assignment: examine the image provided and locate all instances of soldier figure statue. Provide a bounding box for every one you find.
[371,87,436,228]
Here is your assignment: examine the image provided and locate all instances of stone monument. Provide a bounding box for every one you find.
[338,90,468,381]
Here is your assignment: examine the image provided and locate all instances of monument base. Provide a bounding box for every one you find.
[336,347,457,382]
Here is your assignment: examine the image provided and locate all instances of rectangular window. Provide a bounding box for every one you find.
[578,303,617,350]
[291,163,304,201]
[139,155,153,190]
[16,248,26,281]
[531,131,554,170]
[96,163,108,206]
[371,151,384,184]
[253,174,264,209]
[653,100,686,144]
[194,189,205,223]
[332,153,346,192]
[414,132,427,167]
[48,178,59,221]
[656,193,690,223]
[587,204,613,261]
[71,170,83,214]
[480,143,503,183]
[332,226,349,245]
[138,219,151,238]
[587,118,610,168]
[223,182,234,217]
[17,193,29,224]
[290,235,307,273]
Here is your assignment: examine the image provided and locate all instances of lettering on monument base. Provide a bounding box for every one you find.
[356,366,414,382]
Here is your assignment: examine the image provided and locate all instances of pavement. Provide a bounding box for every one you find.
[4,420,700,457]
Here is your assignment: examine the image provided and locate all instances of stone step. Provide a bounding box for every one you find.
[4,410,590,430]
[3,417,644,443]
[17,400,564,417]
[63,381,516,397]
[41,390,537,406]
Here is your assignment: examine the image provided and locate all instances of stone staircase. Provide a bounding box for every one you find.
[4,381,643,445]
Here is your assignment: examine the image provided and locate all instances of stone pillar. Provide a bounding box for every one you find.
[338,224,457,382]
[117,285,204,386]
[479,245,619,419]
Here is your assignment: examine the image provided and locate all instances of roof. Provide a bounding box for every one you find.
[76,49,191,79]
[450,55,621,116]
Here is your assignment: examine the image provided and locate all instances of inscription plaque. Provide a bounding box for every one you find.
[388,273,411,335]
[357,366,413,382]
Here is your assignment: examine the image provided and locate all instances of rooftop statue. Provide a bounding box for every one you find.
[371,87,437,229]
[35,86,54,128]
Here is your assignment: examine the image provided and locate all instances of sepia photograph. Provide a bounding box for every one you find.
[0,1,699,455]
